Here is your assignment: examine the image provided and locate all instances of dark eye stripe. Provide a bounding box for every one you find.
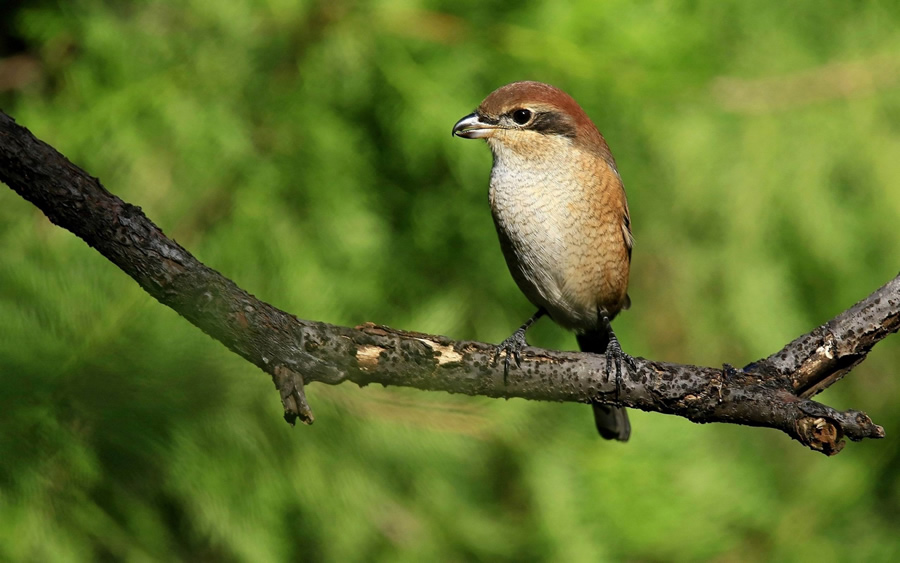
[529,111,576,138]
[475,112,500,125]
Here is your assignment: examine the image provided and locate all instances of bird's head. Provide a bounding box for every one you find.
[452,81,614,165]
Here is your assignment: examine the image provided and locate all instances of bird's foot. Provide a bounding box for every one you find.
[605,333,637,402]
[493,327,529,385]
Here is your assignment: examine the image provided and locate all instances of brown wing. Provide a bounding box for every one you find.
[621,196,634,310]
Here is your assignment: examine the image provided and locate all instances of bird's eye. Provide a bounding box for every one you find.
[512,109,532,125]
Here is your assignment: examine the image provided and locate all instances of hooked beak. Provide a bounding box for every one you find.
[452,112,500,139]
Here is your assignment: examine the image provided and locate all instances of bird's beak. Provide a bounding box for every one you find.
[452,112,500,139]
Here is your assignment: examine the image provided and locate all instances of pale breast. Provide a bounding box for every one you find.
[488,146,629,331]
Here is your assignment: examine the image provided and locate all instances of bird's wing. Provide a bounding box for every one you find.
[622,199,634,262]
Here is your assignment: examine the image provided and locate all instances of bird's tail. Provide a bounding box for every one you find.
[576,331,631,442]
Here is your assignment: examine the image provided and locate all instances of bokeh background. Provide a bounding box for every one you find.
[2,0,900,560]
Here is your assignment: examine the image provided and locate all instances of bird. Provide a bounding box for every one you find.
[452,80,635,441]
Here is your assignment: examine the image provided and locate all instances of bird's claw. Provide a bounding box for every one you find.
[493,327,529,385]
[605,335,636,402]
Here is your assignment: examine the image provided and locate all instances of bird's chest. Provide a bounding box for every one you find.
[482,133,630,331]
[488,157,599,317]
[489,161,576,264]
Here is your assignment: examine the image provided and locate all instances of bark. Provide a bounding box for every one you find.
[1,111,893,455]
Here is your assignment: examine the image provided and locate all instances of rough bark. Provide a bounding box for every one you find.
[1,111,893,455]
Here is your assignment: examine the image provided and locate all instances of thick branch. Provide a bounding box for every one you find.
[1,111,893,455]
[750,275,900,398]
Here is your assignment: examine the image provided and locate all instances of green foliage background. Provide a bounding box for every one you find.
[2,0,900,560]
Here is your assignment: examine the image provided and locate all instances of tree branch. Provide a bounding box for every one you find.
[1,111,893,455]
